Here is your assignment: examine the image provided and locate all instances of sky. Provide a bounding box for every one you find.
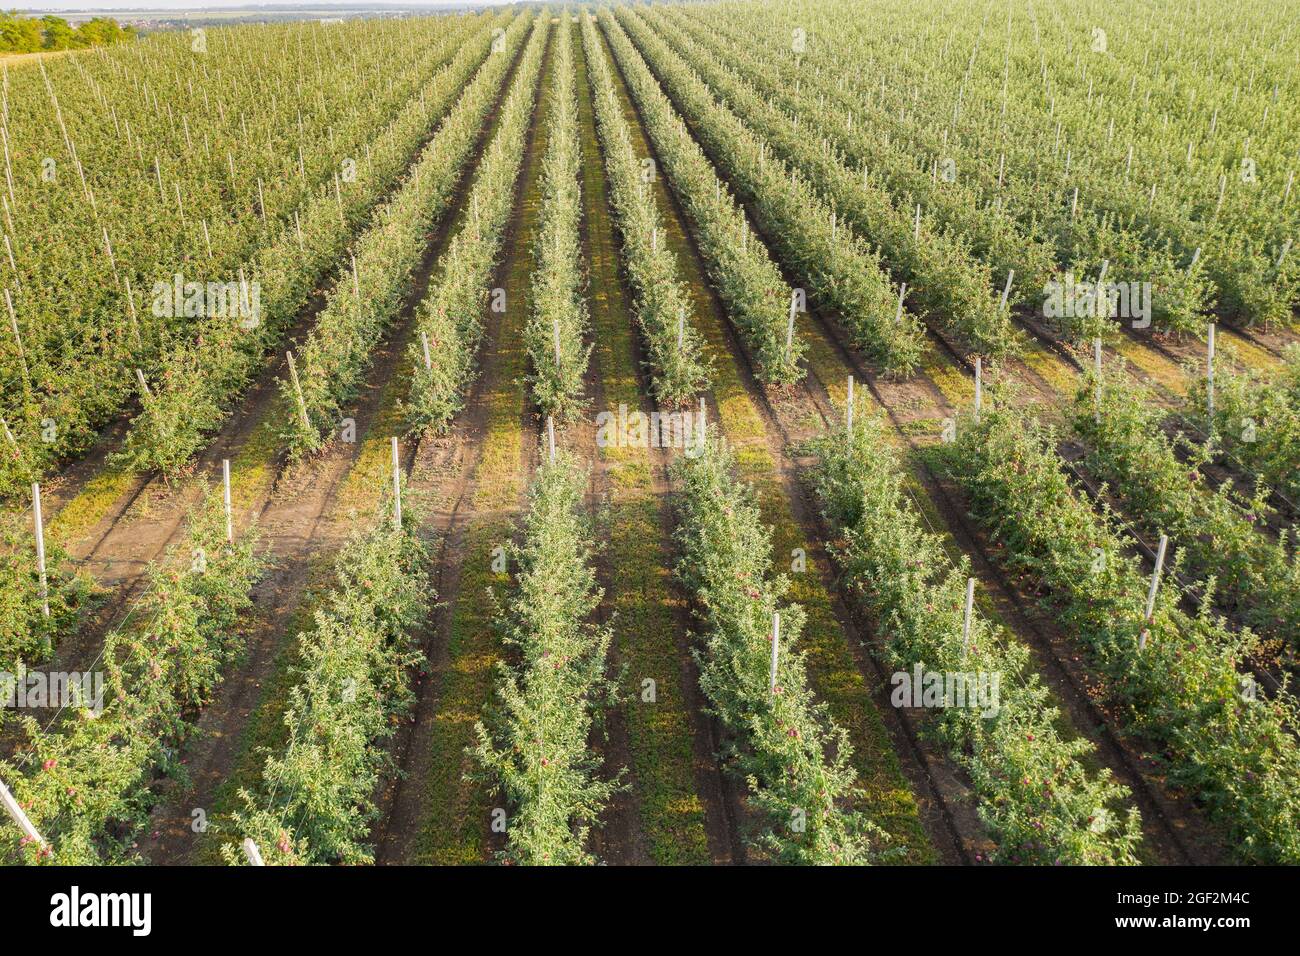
[22,1,511,11]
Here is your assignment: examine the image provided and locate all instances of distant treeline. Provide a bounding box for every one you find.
[0,11,136,52]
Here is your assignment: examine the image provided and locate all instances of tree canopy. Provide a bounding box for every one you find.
[0,11,135,53]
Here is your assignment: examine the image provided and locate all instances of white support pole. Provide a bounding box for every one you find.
[913,203,921,240]
[973,357,983,421]
[1000,270,1015,311]
[1187,246,1201,273]
[420,331,433,371]
[846,375,854,438]
[553,318,562,367]
[547,416,556,463]
[0,417,17,456]
[961,577,975,660]
[391,437,401,530]
[4,287,28,386]
[1093,338,1103,424]
[32,482,48,618]
[769,612,780,695]
[786,292,798,359]
[222,458,233,543]
[1206,323,1216,423]
[1138,534,1168,651]
[0,776,46,852]
[286,351,310,431]
[242,838,265,866]
[677,308,685,350]
[895,283,907,324]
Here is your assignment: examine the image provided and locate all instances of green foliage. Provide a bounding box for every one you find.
[581,13,711,407]
[941,401,1300,862]
[1186,348,1300,505]
[0,11,502,498]
[1,488,264,864]
[116,15,510,477]
[610,8,925,373]
[525,22,591,422]
[0,12,131,53]
[1074,369,1300,650]
[807,415,1141,863]
[403,18,548,435]
[642,5,1022,358]
[283,16,535,461]
[597,10,811,385]
[226,500,428,865]
[672,430,892,864]
[662,2,1058,317]
[0,11,42,52]
[0,506,95,674]
[473,453,618,865]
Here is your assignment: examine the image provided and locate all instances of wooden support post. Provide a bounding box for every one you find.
[961,577,975,660]
[547,416,556,463]
[769,612,780,695]
[391,437,401,530]
[1138,534,1169,651]
[0,776,46,853]
[420,330,433,371]
[242,838,264,866]
[286,351,310,431]
[4,287,27,386]
[846,375,854,438]
[32,482,48,618]
[124,275,142,349]
[222,459,233,543]
[1206,323,1216,423]
[786,292,797,359]
[1093,338,1102,423]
